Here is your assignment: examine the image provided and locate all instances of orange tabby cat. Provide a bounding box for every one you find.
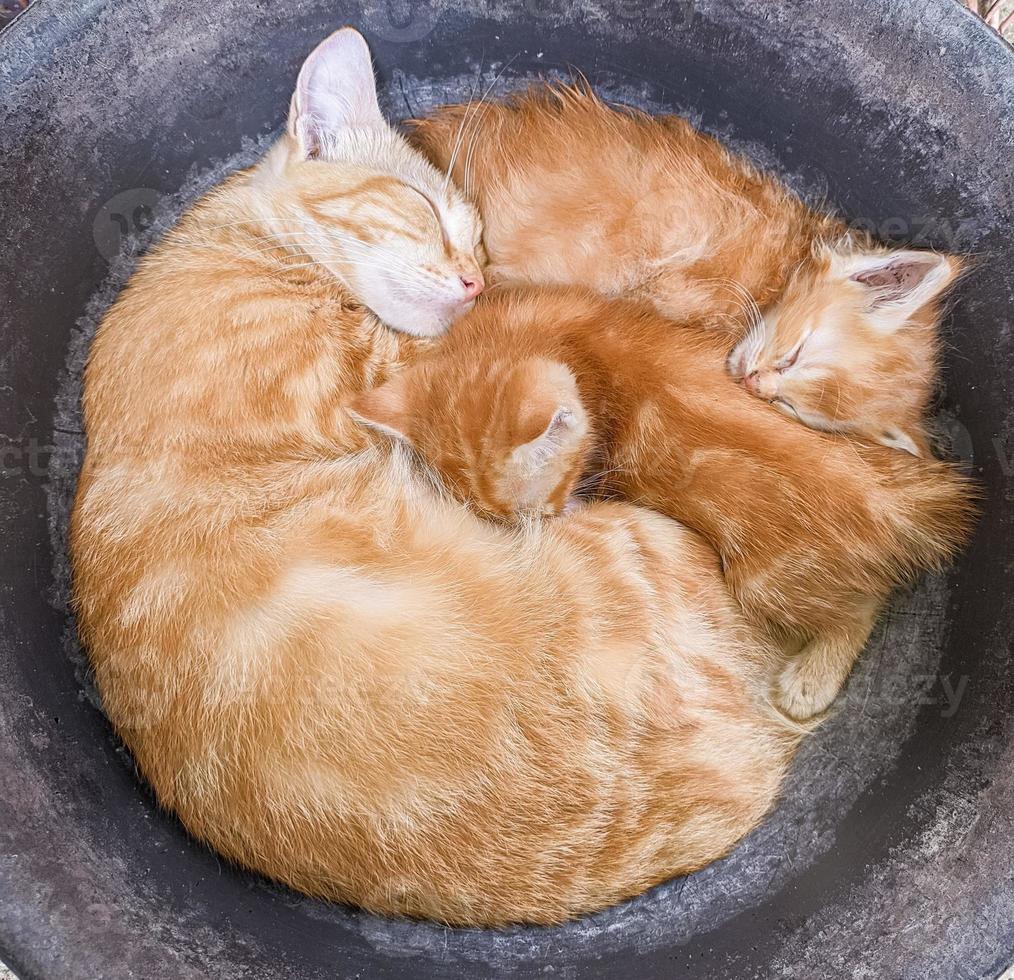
[410,85,959,455]
[71,28,809,926]
[348,286,973,718]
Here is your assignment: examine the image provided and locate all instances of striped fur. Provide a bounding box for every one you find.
[71,30,805,925]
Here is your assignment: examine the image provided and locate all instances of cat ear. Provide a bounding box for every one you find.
[840,250,959,331]
[511,405,588,496]
[874,426,924,457]
[288,27,387,159]
[346,375,412,443]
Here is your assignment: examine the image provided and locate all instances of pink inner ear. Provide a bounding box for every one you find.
[290,28,385,158]
[851,258,937,304]
[545,407,578,437]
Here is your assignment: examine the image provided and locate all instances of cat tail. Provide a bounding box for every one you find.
[880,453,978,583]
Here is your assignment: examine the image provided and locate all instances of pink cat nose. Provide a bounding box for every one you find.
[744,369,779,400]
[460,274,484,301]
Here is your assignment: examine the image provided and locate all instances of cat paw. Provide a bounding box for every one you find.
[775,657,842,721]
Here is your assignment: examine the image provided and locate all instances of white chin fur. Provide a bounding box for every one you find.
[348,269,467,337]
[373,297,461,337]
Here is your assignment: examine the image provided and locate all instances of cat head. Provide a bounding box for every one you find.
[346,355,592,521]
[256,28,484,336]
[728,245,962,455]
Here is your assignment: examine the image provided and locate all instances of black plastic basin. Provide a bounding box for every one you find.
[1,1,1012,977]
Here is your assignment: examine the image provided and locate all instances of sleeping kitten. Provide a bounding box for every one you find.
[728,244,961,455]
[409,86,962,453]
[351,352,594,518]
[348,286,973,718]
[72,28,811,926]
[408,84,973,713]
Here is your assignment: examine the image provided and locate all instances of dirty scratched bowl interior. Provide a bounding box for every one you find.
[1,1,1013,977]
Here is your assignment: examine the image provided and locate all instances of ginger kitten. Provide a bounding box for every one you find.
[408,84,837,325]
[351,351,594,518]
[72,28,808,926]
[349,286,974,718]
[409,86,963,454]
[728,244,961,455]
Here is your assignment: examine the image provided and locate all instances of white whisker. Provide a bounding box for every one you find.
[441,60,486,195]
[443,53,520,195]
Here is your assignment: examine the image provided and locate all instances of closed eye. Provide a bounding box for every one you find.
[774,334,810,372]
[772,397,798,417]
[406,185,451,250]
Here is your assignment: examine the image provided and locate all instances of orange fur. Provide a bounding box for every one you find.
[409,85,962,451]
[407,85,975,713]
[70,30,807,926]
[728,245,963,454]
[409,84,838,326]
[349,287,974,717]
[350,355,593,518]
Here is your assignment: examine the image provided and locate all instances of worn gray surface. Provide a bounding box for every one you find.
[1,1,1013,978]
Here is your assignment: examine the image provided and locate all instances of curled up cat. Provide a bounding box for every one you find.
[72,28,823,925]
